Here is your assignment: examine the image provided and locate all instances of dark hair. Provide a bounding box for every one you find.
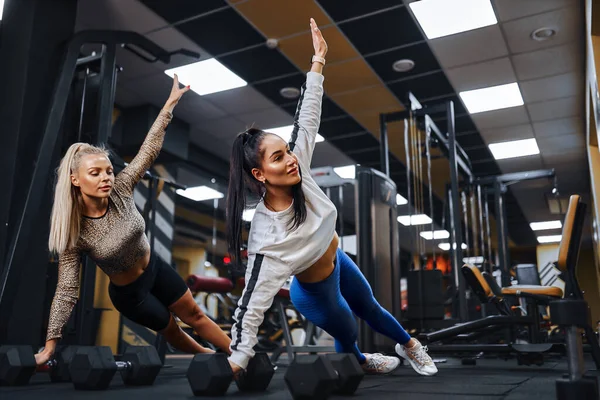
[226,128,307,265]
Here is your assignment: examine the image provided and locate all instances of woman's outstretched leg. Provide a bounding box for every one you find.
[336,249,438,376]
[290,263,400,374]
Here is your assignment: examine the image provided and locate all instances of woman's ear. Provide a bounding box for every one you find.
[71,174,80,187]
[251,168,265,183]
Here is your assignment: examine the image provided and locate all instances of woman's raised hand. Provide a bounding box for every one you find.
[164,73,190,112]
[310,18,328,59]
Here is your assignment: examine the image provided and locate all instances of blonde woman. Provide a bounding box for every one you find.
[36,75,231,365]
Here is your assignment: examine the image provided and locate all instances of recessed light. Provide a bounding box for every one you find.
[396,194,408,205]
[266,38,279,49]
[392,59,415,73]
[165,59,247,96]
[530,220,562,231]
[531,27,557,41]
[265,125,325,143]
[280,87,300,99]
[420,230,450,240]
[176,186,224,202]
[398,214,432,226]
[537,235,562,244]
[488,138,539,160]
[410,0,497,40]
[459,82,524,114]
[439,242,467,251]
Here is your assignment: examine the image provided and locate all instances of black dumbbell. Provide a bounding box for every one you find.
[0,345,79,386]
[69,346,162,390]
[284,353,365,400]
[187,352,275,396]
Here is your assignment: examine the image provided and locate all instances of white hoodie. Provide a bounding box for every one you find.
[229,72,337,369]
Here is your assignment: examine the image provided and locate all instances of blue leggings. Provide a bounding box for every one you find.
[289,248,411,364]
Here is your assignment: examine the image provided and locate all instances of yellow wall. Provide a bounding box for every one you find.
[172,245,221,318]
[586,0,600,301]
[578,248,600,324]
[93,267,120,353]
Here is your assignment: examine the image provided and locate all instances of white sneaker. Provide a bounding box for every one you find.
[361,353,400,375]
[395,340,438,376]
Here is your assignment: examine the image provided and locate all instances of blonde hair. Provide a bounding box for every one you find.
[48,143,110,255]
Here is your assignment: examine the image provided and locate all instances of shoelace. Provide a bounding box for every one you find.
[408,345,433,366]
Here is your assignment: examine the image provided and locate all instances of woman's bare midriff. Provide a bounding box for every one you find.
[107,251,152,286]
[295,233,339,283]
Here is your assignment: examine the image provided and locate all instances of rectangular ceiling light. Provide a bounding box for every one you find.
[530,220,562,231]
[396,194,408,205]
[459,83,524,114]
[488,138,539,160]
[398,214,432,226]
[176,186,224,202]
[266,125,325,144]
[333,165,356,180]
[242,209,255,222]
[537,235,562,244]
[438,242,467,251]
[410,0,497,40]
[420,230,450,240]
[165,58,247,96]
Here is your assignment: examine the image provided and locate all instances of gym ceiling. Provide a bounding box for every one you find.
[76,0,588,254]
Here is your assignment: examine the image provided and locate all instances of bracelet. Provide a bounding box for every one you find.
[311,55,326,66]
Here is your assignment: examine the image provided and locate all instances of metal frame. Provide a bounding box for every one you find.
[473,169,555,286]
[0,30,198,342]
[379,93,473,322]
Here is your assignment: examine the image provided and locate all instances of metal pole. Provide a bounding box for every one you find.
[446,100,468,322]
[379,114,390,177]
[494,182,510,287]
[462,190,470,259]
[95,44,117,144]
[477,185,486,266]
[469,190,479,257]
[484,188,493,265]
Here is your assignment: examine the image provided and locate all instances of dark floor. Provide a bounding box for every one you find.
[2,354,599,399]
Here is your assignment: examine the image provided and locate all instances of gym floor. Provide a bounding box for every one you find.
[2,354,599,399]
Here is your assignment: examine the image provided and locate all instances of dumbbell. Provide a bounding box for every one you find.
[187,352,275,396]
[284,353,365,400]
[69,345,162,390]
[0,345,79,386]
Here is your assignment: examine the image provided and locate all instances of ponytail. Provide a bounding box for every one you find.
[48,143,110,255]
[226,134,248,265]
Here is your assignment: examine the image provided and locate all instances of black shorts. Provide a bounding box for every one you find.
[108,253,188,332]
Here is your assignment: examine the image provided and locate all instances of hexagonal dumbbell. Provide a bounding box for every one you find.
[284,353,364,400]
[0,345,79,386]
[69,346,162,390]
[187,352,275,396]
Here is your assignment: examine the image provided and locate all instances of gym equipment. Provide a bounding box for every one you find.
[284,353,364,400]
[546,196,600,400]
[381,94,471,323]
[0,345,79,386]
[69,345,162,390]
[419,195,600,371]
[186,352,275,396]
